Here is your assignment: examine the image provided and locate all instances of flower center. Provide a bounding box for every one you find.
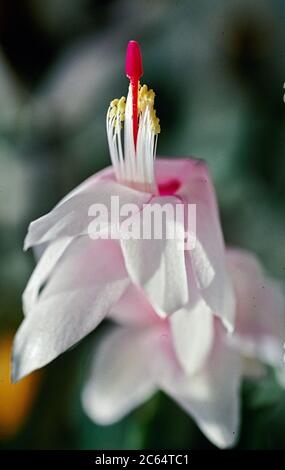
[158,178,181,196]
[106,41,160,194]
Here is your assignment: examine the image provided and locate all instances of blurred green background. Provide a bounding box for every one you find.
[0,0,285,450]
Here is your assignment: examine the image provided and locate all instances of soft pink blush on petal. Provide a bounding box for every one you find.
[120,194,189,317]
[155,158,203,188]
[227,248,285,366]
[157,320,241,449]
[24,178,151,250]
[13,238,130,382]
[82,326,159,425]
[22,237,72,316]
[169,249,214,375]
[58,165,117,205]
[86,315,240,448]
[154,158,235,331]
[109,284,161,327]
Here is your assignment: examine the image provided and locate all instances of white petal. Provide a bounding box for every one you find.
[190,202,235,332]
[24,179,151,250]
[82,327,159,425]
[227,248,285,366]
[22,237,72,315]
[170,259,214,375]
[109,284,160,326]
[159,327,241,448]
[154,158,235,329]
[12,238,129,382]
[178,160,235,331]
[120,196,188,317]
[57,166,115,203]
[170,300,214,376]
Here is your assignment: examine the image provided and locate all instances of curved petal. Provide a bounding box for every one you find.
[58,165,116,203]
[155,158,204,189]
[82,327,159,425]
[170,300,214,376]
[22,237,72,316]
[120,196,188,317]
[170,259,214,375]
[24,178,151,250]
[12,238,129,382]
[156,158,235,331]
[109,284,160,326]
[158,324,241,449]
[227,248,285,367]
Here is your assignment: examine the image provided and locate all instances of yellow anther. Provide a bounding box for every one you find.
[109,107,117,119]
[140,84,148,93]
[139,84,148,101]
[147,89,155,103]
[108,96,126,126]
[110,98,119,107]
[108,83,160,135]
[118,97,126,113]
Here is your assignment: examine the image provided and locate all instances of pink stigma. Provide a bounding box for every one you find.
[125,40,143,148]
[126,40,143,80]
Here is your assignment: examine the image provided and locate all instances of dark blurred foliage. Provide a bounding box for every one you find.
[0,0,284,450]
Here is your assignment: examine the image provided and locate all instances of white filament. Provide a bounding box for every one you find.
[106,84,160,193]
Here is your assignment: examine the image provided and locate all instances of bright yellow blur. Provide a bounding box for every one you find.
[0,333,40,439]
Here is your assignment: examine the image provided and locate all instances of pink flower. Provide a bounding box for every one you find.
[81,249,285,448]
[12,41,234,383]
